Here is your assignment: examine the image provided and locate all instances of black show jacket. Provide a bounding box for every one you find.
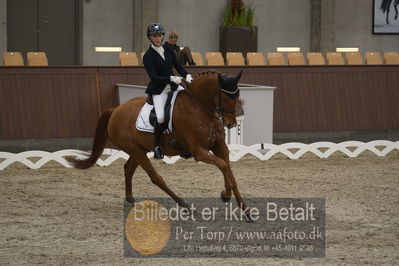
[143,44,189,95]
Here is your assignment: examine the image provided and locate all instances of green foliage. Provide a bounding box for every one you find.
[246,4,255,26]
[223,1,233,26]
[222,0,255,27]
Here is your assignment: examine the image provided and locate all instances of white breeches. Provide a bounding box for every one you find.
[153,84,172,123]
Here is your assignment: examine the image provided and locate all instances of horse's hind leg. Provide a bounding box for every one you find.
[124,157,139,204]
[394,1,398,19]
[132,148,188,207]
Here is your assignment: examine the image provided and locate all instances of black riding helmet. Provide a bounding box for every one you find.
[147,23,165,37]
[147,23,165,46]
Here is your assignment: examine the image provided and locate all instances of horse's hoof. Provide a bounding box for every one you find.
[244,209,254,223]
[125,198,135,206]
[221,191,231,203]
[178,201,189,209]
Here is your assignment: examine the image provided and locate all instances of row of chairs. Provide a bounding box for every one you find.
[3,50,398,66]
[119,51,399,66]
[2,52,48,66]
[197,51,399,66]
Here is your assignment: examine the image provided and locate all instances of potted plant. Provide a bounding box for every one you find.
[220,0,257,58]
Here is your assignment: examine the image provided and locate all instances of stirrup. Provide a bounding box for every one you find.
[154,146,164,159]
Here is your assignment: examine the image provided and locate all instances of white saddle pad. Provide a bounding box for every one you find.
[135,88,182,133]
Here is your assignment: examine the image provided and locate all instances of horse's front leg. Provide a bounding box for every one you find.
[211,143,233,202]
[194,146,249,217]
[394,0,398,19]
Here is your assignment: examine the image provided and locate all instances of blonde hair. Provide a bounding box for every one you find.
[169,30,178,39]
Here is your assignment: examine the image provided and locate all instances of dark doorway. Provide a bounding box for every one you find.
[7,0,79,65]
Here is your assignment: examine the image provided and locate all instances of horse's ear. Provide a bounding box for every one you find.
[235,69,243,83]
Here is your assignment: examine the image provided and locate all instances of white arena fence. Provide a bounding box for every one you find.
[0,140,398,170]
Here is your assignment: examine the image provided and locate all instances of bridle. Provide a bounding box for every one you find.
[184,84,237,118]
[215,88,237,115]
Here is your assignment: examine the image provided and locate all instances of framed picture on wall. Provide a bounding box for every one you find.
[373,0,399,34]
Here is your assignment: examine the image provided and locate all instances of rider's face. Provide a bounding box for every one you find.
[149,33,163,47]
[169,37,178,45]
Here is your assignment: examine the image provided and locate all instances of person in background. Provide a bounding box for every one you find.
[164,30,196,66]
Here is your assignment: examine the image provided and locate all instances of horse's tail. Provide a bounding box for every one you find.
[381,0,391,13]
[67,108,114,169]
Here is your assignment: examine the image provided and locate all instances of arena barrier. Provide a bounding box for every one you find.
[1,140,398,170]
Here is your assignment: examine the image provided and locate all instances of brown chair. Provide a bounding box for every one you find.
[205,52,224,66]
[267,52,285,65]
[226,52,245,66]
[191,52,204,66]
[27,52,48,66]
[2,52,24,66]
[246,52,266,65]
[384,52,399,65]
[226,52,243,59]
[327,52,344,65]
[307,52,325,65]
[27,51,46,58]
[365,52,383,65]
[119,52,139,66]
[287,52,305,65]
[345,52,363,65]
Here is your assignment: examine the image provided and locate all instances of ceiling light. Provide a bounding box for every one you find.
[95,47,122,52]
[276,47,301,52]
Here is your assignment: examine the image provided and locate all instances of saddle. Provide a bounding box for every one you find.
[146,92,174,128]
[138,90,192,159]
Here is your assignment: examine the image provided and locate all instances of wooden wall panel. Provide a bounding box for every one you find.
[227,65,399,132]
[0,65,398,139]
[97,67,149,112]
[0,67,99,139]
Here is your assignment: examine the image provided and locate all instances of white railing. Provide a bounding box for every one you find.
[1,140,398,170]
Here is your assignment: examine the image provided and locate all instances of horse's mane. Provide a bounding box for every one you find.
[190,70,217,85]
[193,70,220,79]
[187,70,219,89]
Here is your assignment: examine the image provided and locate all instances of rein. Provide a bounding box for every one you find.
[183,83,236,116]
[184,86,215,114]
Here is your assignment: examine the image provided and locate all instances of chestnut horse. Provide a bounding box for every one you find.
[68,70,249,214]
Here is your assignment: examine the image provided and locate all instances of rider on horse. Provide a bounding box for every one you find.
[143,23,193,159]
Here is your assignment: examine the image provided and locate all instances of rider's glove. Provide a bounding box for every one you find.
[185,74,193,83]
[170,76,183,84]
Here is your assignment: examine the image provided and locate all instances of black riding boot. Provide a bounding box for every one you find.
[153,121,164,159]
